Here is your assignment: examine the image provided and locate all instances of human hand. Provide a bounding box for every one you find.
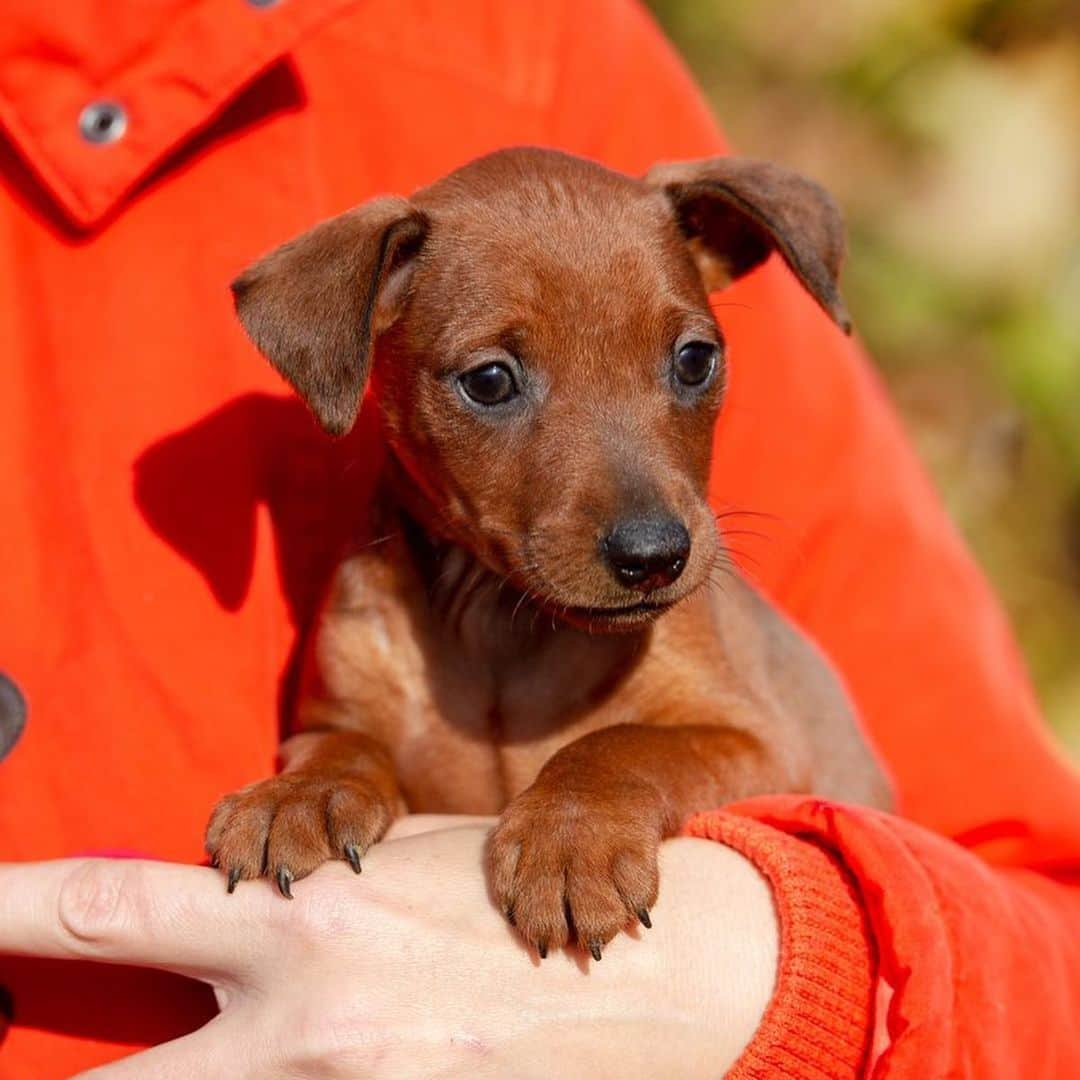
[0,818,777,1078]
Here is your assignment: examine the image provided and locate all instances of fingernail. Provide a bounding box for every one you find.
[637,909,652,929]
[589,943,603,962]
[227,867,241,894]
[277,867,294,900]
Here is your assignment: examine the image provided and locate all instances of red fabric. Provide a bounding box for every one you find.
[1,1,1078,1076]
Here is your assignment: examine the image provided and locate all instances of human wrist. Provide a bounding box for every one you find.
[647,837,779,1071]
[684,812,876,1079]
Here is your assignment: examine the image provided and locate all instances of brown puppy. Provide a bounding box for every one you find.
[206,147,891,960]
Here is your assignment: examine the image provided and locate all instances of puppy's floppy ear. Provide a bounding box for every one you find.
[231,197,429,435]
[646,157,851,334]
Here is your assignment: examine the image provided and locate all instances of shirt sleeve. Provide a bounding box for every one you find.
[547,2,1080,1075]
[686,798,1080,1078]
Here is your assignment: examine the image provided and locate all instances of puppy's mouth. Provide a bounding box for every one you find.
[518,567,695,631]
[558,597,677,629]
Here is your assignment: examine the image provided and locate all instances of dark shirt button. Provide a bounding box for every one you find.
[0,983,13,1039]
[0,673,27,762]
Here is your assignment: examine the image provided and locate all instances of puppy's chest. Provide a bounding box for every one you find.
[392,605,642,813]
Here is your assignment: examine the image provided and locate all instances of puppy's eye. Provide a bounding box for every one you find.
[673,341,719,388]
[458,362,519,406]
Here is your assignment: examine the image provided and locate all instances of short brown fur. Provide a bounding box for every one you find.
[209,147,890,957]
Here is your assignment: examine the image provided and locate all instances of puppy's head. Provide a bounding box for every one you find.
[232,148,848,630]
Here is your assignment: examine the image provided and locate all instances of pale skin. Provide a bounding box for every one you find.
[0,817,779,1079]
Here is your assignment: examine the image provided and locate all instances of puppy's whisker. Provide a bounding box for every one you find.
[359,532,398,551]
[717,528,775,544]
[720,552,762,574]
[721,546,763,571]
[713,507,782,523]
[511,586,536,628]
[708,300,755,312]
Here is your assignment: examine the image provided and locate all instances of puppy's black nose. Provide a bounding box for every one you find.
[602,515,691,592]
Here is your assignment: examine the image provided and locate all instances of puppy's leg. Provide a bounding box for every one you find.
[206,523,432,896]
[206,728,401,896]
[487,720,803,958]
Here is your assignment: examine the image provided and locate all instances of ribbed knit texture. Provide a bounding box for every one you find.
[684,811,876,1080]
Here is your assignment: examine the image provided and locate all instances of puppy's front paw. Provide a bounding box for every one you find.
[486,786,662,960]
[205,772,393,897]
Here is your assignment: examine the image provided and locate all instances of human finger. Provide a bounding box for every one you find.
[0,858,273,980]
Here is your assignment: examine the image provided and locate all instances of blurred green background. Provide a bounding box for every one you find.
[648,0,1080,755]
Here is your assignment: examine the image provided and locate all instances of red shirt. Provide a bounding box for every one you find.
[1,2,1078,1076]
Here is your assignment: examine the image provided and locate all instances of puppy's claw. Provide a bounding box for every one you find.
[226,867,241,894]
[344,844,362,874]
[276,867,294,900]
[537,942,548,960]
[637,908,652,929]
[589,942,603,962]
[504,907,516,927]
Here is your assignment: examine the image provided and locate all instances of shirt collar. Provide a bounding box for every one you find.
[0,0,362,230]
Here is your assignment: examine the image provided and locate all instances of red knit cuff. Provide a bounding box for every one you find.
[683,810,876,1079]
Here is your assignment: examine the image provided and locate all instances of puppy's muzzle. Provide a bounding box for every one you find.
[601,514,690,593]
